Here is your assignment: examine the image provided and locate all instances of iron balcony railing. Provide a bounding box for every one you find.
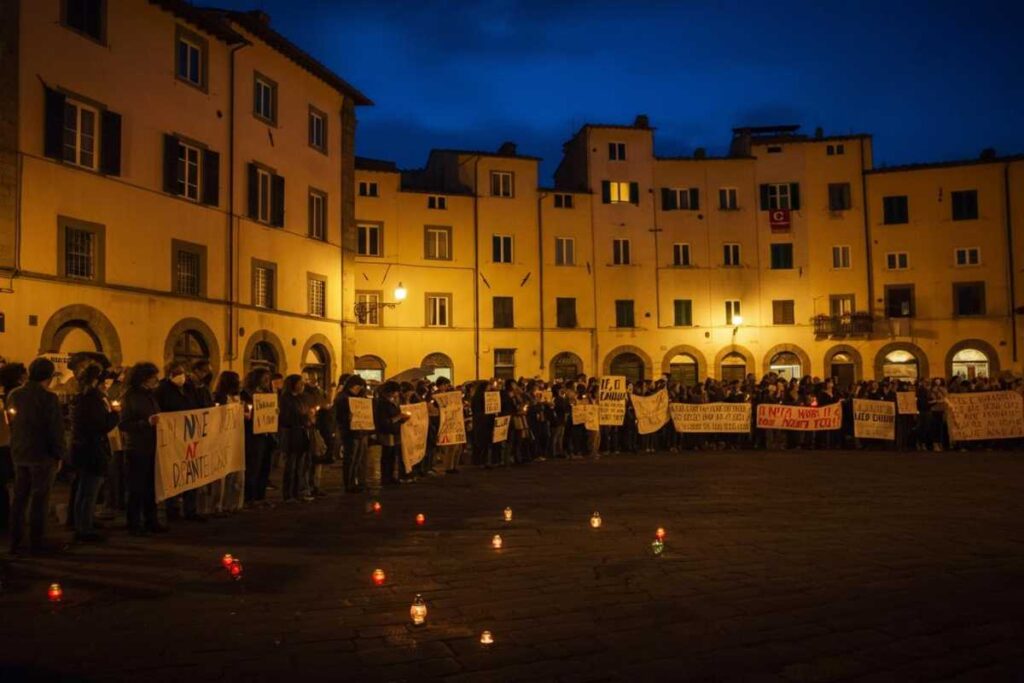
[812,312,874,337]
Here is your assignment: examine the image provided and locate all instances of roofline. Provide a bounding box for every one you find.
[750,133,872,145]
[150,0,245,43]
[866,154,1024,175]
[428,149,543,162]
[355,156,400,173]
[655,155,754,162]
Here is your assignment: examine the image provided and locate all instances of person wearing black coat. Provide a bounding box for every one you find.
[375,381,408,485]
[70,364,120,542]
[119,362,167,535]
[334,374,371,492]
[241,368,275,504]
[278,374,312,502]
[0,362,27,536]
[154,362,205,521]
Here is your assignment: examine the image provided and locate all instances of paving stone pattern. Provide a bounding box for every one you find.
[2,451,1024,681]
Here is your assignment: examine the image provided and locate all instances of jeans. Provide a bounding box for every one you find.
[10,461,57,550]
[127,451,159,532]
[74,473,104,535]
[282,451,309,500]
[245,435,271,502]
[343,436,367,490]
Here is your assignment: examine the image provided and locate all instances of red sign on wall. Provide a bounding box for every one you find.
[769,208,791,232]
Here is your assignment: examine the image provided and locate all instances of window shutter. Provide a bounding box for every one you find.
[789,183,801,210]
[689,188,700,211]
[601,181,611,204]
[759,184,769,210]
[247,163,259,219]
[629,181,639,205]
[201,149,220,206]
[661,188,673,211]
[43,87,66,159]
[163,134,180,194]
[271,174,285,227]
[99,110,122,176]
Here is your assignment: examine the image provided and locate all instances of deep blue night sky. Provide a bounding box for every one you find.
[214,0,1024,181]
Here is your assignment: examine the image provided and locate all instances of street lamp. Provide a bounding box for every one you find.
[353,282,407,321]
[732,314,743,337]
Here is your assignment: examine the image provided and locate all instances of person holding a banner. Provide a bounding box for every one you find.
[155,362,205,522]
[279,375,314,502]
[242,368,276,504]
[119,362,167,536]
[69,363,121,543]
[374,381,409,485]
[433,377,462,474]
[212,372,246,513]
[334,374,371,492]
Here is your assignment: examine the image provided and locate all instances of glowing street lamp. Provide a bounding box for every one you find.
[590,512,602,529]
[410,594,427,626]
[393,282,407,302]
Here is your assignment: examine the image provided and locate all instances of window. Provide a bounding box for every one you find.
[602,180,637,205]
[673,299,692,326]
[767,183,790,209]
[826,143,845,155]
[358,181,379,197]
[760,183,801,211]
[64,226,95,280]
[830,294,855,317]
[556,298,577,328]
[725,300,741,325]
[62,0,104,42]
[308,275,326,318]
[723,243,741,267]
[770,243,794,269]
[494,349,516,379]
[254,166,272,223]
[491,171,514,197]
[357,223,382,256]
[427,195,447,210]
[615,300,635,328]
[955,247,980,266]
[828,183,851,211]
[672,243,691,267]
[772,300,795,325]
[252,260,276,309]
[493,296,514,328]
[555,237,575,266]
[662,188,700,211]
[719,187,738,210]
[608,142,626,161]
[356,291,380,326]
[886,252,909,270]
[766,145,782,154]
[885,285,914,318]
[832,245,851,269]
[308,190,326,240]
[612,238,631,265]
[425,226,452,260]
[172,240,206,297]
[554,193,574,208]
[253,73,277,124]
[492,234,513,263]
[177,142,201,201]
[62,100,98,169]
[427,294,451,327]
[308,107,326,152]
[953,282,985,316]
[176,31,205,89]
[883,195,909,224]
[951,190,978,221]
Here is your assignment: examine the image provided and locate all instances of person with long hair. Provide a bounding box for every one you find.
[0,362,27,536]
[119,362,167,535]
[70,363,120,542]
[241,368,275,505]
[334,374,371,492]
[213,371,244,513]
[278,374,313,502]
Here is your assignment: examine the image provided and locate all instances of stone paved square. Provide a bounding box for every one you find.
[2,451,1024,682]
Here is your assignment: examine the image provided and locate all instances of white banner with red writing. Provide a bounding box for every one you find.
[155,403,245,503]
[756,403,842,431]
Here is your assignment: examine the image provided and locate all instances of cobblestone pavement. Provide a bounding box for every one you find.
[2,450,1024,682]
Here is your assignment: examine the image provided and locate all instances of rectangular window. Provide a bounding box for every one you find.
[308,107,326,152]
[252,261,276,309]
[767,183,791,209]
[883,195,909,224]
[612,238,631,265]
[308,276,326,318]
[608,142,626,161]
[828,182,852,211]
[772,300,795,325]
[253,73,277,124]
[492,234,513,263]
[886,252,909,270]
[719,187,738,210]
[65,227,95,280]
[494,349,516,379]
[673,243,691,267]
[663,188,700,211]
[493,296,514,328]
[832,245,851,269]
[176,35,203,88]
[606,181,632,204]
[770,243,794,269]
[177,142,201,201]
[355,291,380,326]
[766,146,782,154]
[673,299,693,327]
[955,247,980,266]
[427,294,451,327]
[830,294,855,317]
[725,300,741,325]
[953,282,985,316]
[885,285,914,318]
[427,195,447,210]
[173,244,203,297]
[556,297,577,328]
[425,226,452,260]
[490,171,514,197]
[62,100,98,169]
[826,143,845,155]
[553,193,574,208]
[951,190,979,221]
[554,237,575,266]
[723,243,741,267]
[308,190,326,240]
[358,181,379,197]
[357,223,382,256]
[63,0,104,42]
[614,300,635,328]
[254,167,272,223]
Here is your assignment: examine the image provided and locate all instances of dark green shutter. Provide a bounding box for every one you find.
[789,183,800,210]
[601,181,611,204]
[629,182,639,205]
[163,134,180,194]
[271,174,285,227]
[99,110,121,176]
[44,87,66,160]
[660,187,670,210]
[689,188,700,211]
[201,149,219,206]
[247,163,259,218]
[759,184,769,210]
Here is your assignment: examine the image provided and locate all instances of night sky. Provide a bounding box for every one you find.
[214,0,1024,181]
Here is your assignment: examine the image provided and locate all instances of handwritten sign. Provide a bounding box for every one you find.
[670,403,751,433]
[946,391,1024,441]
[756,403,842,431]
[155,404,244,503]
[896,392,919,415]
[435,391,467,445]
[484,391,501,415]
[853,399,895,440]
[400,402,429,471]
[573,403,599,431]
[252,392,279,434]
[632,390,669,435]
[349,396,376,432]
[538,389,553,404]
[493,415,510,443]
[598,376,627,426]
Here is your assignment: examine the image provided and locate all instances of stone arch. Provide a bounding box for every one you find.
[300,333,337,387]
[39,304,123,367]
[823,344,864,382]
[661,345,708,382]
[550,351,584,381]
[242,329,288,375]
[873,341,929,380]
[422,352,455,382]
[713,345,756,379]
[601,345,653,379]
[944,338,1000,378]
[164,317,221,375]
[762,343,812,379]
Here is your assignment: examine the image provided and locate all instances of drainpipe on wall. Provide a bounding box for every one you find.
[859,137,874,330]
[227,42,248,367]
[473,156,481,380]
[537,190,546,374]
[1004,163,1018,364]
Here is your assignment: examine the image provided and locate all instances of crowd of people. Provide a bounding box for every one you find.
[0,353,1019,556]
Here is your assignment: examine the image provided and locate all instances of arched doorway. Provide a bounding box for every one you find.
[355,355,386,383]
[164,319,221,376]
[719,352,747,383]
[39,304,123,368]
[550,352,582,381]
[172,330,210,369]
[769,351,802,380]
[609,352,644,383]
[422,353,454,383]
[882,349,919,379]
[951,348,989,379]
[829,352,856,389]
[667,354,698,386]
[249,341,279,374]
[302,344,330,391]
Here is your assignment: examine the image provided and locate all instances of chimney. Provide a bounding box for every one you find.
[633,114,650,129]
[979,147,997,160]
[248,10,271,25]
[693,147,707,159]
[814,126,824,139]
[729,129,752,157]
[497,141,517,156]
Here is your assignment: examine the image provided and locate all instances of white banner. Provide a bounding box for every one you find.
[435,391,467,445]
[349,396,376,431]
[155,404,245,503]
[252,392,279,435]
[598,376,627,426]
[670,403,751,433]
[896,392,919,415]
[853,399,895,440]
[484,391,501,415]
[573,403,599,431]
[400,402,429,471]
[946,391,1024,441]
[493,415,510,443]
[632,390,669,435]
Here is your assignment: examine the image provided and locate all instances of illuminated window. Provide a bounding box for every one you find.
[607,181,631,203]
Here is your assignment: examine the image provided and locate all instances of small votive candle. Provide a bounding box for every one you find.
[480,630,494,646]
[48,583,63,602]
[491,534,503,550]
[415,513,426,526]
[655,527,666,541]
[372,568,386,585]
[503,507,513,522]
[590,512,602,528]
[221,553,234,568]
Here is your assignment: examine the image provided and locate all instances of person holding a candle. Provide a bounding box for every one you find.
[278,374,313,502]
[374,381,408,486]
[120,362,167,536]
[70,363,120,543]
[334,374,371,492]
[0,362,27,536]
[241,368,275,505]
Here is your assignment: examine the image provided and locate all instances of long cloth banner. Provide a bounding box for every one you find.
[946,391,1024,441]
[598,376,627,426]
[573,403,600,431]
[435,391,467,445]
[400,402,429,472]
[155,403,244,503]
[252,392,279,435]
[632,389,669,435]
[756,403,842,431]
[349,396,376,431]
[493,415,510,443]
[896,392,919,415]
[853,399,895,440]
[670,402,751,433]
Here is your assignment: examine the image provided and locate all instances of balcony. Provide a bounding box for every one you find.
[813,312,874,338]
